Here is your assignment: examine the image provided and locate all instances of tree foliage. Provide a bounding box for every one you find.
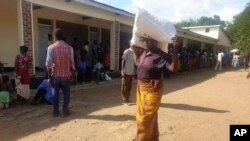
[176,15,226,27]
[227,2,250,54]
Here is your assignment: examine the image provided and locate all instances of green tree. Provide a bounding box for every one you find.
[176,15,226,27]
[227,2,250,53]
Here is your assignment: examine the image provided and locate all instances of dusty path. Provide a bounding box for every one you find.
[1,69,250,141]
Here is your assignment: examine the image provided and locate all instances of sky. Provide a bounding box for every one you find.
[95,0,249,22]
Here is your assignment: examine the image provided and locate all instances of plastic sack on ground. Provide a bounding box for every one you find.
[131,8,176,53]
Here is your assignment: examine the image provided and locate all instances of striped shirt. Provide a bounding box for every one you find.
[46,40,74,78]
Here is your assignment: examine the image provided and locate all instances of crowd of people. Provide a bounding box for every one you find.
[0,29,112,112]
[176,48,249,72]
[70,38,111,84]
[1,26,250,140]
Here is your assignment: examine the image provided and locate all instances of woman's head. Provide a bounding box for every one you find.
[139,36,158,49]
[20,45,28,54]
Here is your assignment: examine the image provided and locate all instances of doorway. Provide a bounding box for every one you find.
[38,24,52,69]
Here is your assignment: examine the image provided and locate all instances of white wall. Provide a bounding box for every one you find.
[188,27,219,39]
[0,0,19,67]
[217,29,231,47]
[187,27,231,48]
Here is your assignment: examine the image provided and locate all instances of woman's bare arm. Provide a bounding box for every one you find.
[166,40,179,72]
[166,53,178,72]
[131,45,144,66]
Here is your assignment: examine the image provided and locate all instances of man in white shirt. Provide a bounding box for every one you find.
[121,47,136,104]
[215,50,224,71]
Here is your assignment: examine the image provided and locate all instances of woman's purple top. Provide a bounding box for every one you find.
[137,48,172,80]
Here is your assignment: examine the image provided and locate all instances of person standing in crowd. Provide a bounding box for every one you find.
[104,46,110,70]
[224,50,230,67]
[47,34,53,47]
[121,46,136,104]
[72,37,81,69]
[232,52,240,71]
[215,50,224,71]
[91,40,99,65]
[181,48,188,71]
[243,54,249,70]
[83,40,89,53]
[14,45,32,103]
[98,42,105,63]
[46,28,75,117]
[132,36,178,141]
[195,50,201,69]
[76,42,88,84]
[208,51,214,68]
[246,66,250,78]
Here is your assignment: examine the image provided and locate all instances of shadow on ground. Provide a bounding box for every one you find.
[0,69,230,141]
[163,69,226,94]
[161,103,229,113]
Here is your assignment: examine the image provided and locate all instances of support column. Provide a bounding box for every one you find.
[110,21,120,71]
[52,19,57,42]
[182,38,188,48]
[17,0,24,45]
[201,42,205,50]
[21,0,35,75]
[213,45,217,54]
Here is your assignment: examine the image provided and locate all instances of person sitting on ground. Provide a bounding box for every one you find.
[30,79,53,105]
[92,61,104,84]
[92,61,112,83]
[0,75,13,109]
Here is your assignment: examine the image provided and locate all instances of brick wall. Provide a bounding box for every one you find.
[22,0,34,75]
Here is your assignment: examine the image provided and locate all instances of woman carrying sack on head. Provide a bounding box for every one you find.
[131,8,178,141]
[132,37,178,141]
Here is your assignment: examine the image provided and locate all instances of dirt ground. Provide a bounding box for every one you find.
[1,69,250,141]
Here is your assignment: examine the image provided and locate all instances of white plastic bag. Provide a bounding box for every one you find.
[15,78,30,99]
[105,74,112,81]
[131,8,176,53]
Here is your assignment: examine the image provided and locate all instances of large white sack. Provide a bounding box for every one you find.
[131,32,170,52]
[131,8,176,52]
[130,33,146,48]
[134,8,176,42]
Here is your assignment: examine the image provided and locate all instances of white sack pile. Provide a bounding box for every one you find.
[131,8,176,53]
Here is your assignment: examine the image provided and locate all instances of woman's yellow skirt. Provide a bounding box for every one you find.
[136,80,163,141]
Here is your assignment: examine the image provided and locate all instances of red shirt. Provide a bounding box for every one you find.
[46,41,74,78]
[15,54,32,84]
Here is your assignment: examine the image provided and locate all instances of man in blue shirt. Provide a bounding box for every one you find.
[30,79,53,105]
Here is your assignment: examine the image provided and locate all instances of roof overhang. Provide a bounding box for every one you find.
[176,27,218,44]
[73,0,135,18]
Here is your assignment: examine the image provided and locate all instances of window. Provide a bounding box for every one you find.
[205,28,210,33]
[38,18,52,25]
